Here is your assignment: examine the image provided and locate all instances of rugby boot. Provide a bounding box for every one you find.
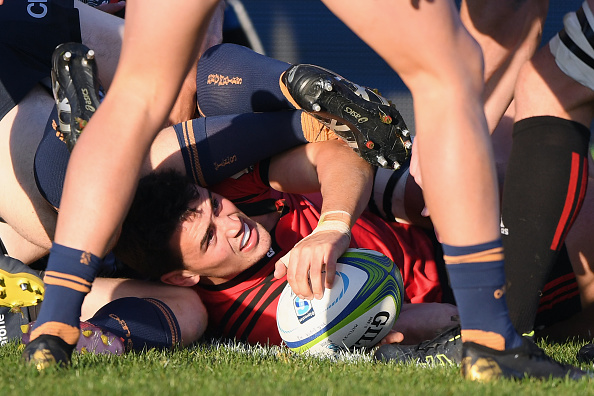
[22,334,75,369]
[51,42,104,152]
[22,320,125,355]
[0,256,44,347]
[461,337,590,381]
[577,342,594,363]
[374,325,462,365]
[282,64,412,170]
[0,255,44,309]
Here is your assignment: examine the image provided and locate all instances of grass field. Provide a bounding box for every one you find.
[1,339,593,396]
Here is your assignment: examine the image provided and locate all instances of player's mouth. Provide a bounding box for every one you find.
[240,220,256,251]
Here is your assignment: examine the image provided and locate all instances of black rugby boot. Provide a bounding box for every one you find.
[283,64,412,170]
[374,325,462,366]
[461,337,590,381]
[51,42,104,152]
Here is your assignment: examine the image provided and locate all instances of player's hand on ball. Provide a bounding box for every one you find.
[275,230,349,300]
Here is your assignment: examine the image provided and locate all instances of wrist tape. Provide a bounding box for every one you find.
[311,210,352,239]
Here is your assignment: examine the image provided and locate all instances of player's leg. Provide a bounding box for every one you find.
[460,0,549,132]
[81,278,207,348]
[0,224,49,265]
[367,166,430,229]
[18,276,206,352]
[321,0,586,380]
[565,174,594,328]
[502,0,594,335]
[0,86,56,262]
[0,0,128,262]
[324,0,510,341]
[368,0,549,228]
[196,43,293,116]
[75,1,125,91]
[23,0,221,367]
[197,43,412,171]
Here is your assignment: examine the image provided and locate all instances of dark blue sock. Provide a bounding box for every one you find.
[444,240,522,350]
[196,43,292,116]
[31,243,102,345]
[174,110,309,186]
[87,297,181,351]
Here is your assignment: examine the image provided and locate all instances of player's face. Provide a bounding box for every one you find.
[171,185,271,283]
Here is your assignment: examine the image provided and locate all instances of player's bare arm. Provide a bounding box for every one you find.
[270,140,373,300]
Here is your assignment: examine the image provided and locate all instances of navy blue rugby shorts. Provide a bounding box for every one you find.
[0,0,81,120]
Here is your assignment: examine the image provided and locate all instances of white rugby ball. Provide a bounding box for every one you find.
[276,248,404,356]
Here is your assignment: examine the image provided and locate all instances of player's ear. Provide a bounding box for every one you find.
[161,270,200,287]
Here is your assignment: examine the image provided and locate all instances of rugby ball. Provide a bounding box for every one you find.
[276,248,404,356]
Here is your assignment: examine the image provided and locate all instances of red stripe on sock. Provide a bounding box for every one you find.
[551,153,583,250]
[541,272,576,293]
[538,280,578,304]
[537,289,580,313]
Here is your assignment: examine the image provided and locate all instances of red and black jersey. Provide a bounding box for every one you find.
[194,161,442,346]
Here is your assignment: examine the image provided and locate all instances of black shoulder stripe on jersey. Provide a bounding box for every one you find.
[576,6,594,52]
[214,232,283,334]
[226,272,278,338]
[240,279,288,342]
[230,192,264,205]
[382,164,408,223]
[559,28,594,69]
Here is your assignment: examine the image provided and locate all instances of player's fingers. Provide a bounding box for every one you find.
[324,252,338,289]
[285,250,310,300]
[378,330,404,345]
[309,256,326,300]
[274,259,288,279]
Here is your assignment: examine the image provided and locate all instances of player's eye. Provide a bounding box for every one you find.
[206,225,216,246]
[210,195,220,214]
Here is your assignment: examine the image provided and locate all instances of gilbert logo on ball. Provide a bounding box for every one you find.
[276,248,404,356]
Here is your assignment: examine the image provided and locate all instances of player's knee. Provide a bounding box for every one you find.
[169,288,208,346]
[414,32,484,97]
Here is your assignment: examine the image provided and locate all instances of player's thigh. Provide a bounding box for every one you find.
[515,46,594,125]
[323,0,483,90]
[0,223,49,264]
[0,86,56,254]
[565,176,594,308]
[75,2,124,90]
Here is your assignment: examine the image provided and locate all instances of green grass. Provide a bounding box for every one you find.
[1,340,593,396]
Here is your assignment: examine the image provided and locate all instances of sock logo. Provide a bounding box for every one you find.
[494,284,507,299]
[207,74,243,86]
[214,155,237,171]
[80,252,92,265]
[500,218,509,236]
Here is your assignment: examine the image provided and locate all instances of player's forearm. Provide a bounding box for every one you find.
[317,141,373,225]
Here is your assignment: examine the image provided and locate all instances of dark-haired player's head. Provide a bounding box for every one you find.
[115,170,272,286]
